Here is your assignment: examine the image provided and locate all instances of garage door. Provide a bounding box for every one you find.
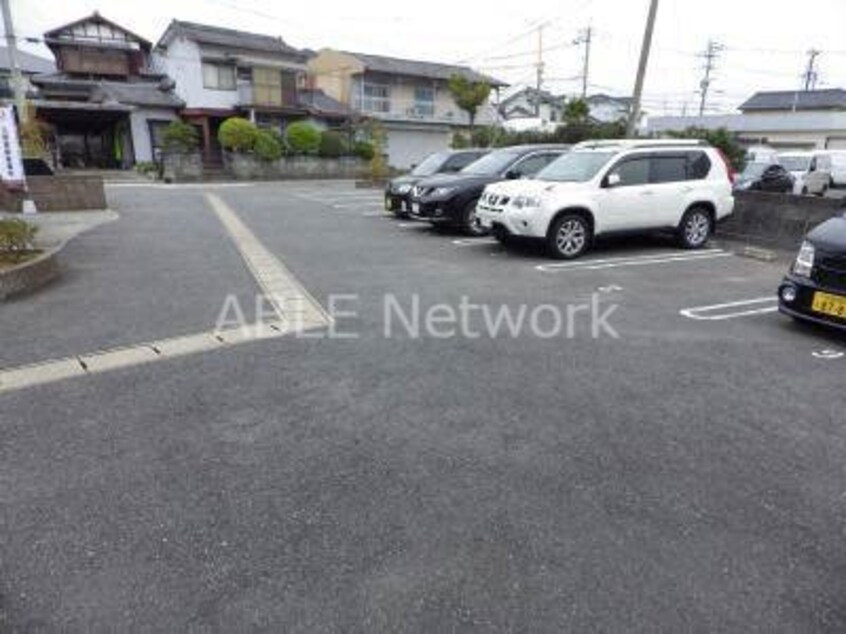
[826,137,846,150]
[385,128,452,170]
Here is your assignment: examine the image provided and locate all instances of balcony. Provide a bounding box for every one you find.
[238,81,300,111]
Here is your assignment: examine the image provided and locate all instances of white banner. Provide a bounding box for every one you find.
[0,105,25,184]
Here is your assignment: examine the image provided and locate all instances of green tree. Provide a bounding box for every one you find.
[447,74,492,130]
[162,121,200,153]
[318,130,348,158]
[253,128,284,161]
[218,118,259,153]
[667,127,747,171]
[285,121,321,155]
[563,98,591,126]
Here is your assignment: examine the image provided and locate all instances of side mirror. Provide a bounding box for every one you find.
[605,172,622,188]
[505,169,521,180]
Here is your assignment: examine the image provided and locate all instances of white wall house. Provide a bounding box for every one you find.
[645,89,846,150]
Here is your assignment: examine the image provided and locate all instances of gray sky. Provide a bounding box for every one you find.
[11,0,846,113]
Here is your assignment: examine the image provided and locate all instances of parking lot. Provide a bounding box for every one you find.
[2,180,845,631]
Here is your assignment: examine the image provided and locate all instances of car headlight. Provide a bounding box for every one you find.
[433,186,456,197]
[397,184,412,194]
[512,195,542,209]
[793,241,815,277]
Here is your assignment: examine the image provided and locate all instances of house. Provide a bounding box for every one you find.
[155,20,353,165]
[0,47,55,101]
[307,49,505,169]
[29,12,184,169]
[499,87,563,124]
[645,89,846,150]
[585,94,631,124]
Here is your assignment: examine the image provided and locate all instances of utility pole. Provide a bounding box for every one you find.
[698,40,724,117]
[803,49,821,91]
[535,24,544,116]
[626,0,659,137]
[574,25,593,99]
[0,0,27,123]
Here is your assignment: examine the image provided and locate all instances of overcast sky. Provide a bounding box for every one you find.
[11,0,846,114]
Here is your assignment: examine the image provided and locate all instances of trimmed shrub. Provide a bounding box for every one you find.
[0,219,38,252]
[254,128,284,161]
[219,117,259,153]
[318,130,347,158]
[451,132,469,149]
[285,121,321,155]
[162,120,199,152]
[352,140,375,160]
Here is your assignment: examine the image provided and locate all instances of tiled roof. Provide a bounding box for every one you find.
[0,47,54,75]
[739,89,846,112]
[341,51,506,86]
[158,20,306,60]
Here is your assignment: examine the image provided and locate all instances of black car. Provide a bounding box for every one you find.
[385,149,488,217]
[409,145,570,235]
[734,162,794,194]
[779,213,846,331]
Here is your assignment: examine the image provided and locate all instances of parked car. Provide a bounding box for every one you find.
[409,145,569,235]
[778,152,833,196]
[385,149,488,217]
[817,150,846,188]
[745,145,779,164]
[476,139,735,259]
[778,214,846,331]
[733,162,794,193]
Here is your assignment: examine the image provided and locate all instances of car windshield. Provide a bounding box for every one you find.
[411,152,450,176]
[741,163,770,179]
[535,151,617,182]
[779,156,811,172]
[461,151,521,176]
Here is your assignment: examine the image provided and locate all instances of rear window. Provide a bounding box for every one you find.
[650,156,688,184]
[687,152,712,179]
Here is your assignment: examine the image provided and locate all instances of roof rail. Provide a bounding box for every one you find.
[573,139,708,150]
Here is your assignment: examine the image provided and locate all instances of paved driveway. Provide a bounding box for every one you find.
[1,181,844,631]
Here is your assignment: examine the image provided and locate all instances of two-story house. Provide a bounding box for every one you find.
[155,21,352,165]
[308,49,504,169]
[29,13,184,169]
[499,87,563,124]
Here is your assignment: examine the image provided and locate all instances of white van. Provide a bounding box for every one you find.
[777,152,833,196]
[817,150,846,187]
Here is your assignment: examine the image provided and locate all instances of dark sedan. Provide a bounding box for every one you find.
[779,213,846,331]
[734,163,794,194]
[408,145,569,235]
[385,149,488,217]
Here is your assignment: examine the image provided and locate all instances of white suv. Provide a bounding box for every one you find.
[476,140,735,259]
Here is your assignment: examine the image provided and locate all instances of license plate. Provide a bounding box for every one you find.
[811,291,846,318]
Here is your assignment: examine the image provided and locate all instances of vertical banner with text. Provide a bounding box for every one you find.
[0,105,25,188]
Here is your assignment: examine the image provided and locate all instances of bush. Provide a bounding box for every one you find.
[319,130,347,158]
[667,127,747,171]
[352,141,375,160]
[451,132,469,149]
[218,118,259,153]
[285,121,321,155]
[470,126,496,148]
[254,128,284,161]
[134,161,158,174]
[0,219,38,252]
[20,119,51,158]
[162,121,199,153]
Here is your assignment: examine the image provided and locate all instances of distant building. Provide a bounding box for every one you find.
[645,89,846,150]
[499,87,563,124]
[585,94,631,124]
[154,21,352,165]
[308,49,505,169]
[29,12,184,169]
[0,47,54,101]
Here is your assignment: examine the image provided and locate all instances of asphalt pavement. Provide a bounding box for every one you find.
[1,181,844,632]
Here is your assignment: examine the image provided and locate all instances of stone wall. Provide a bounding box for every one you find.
[162,152,204,183]
[0,176,107,212]
[225,153,368,181]
[0,249,60,300]
[718,192,845,250]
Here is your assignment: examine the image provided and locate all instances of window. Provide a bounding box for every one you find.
[687,152,711,179]
[362,82,390,113]
[612,158,651,186]
[147,120,171,160]
[414,86,435,117]
[649,156,688,184]
[253,67,282,106]
[202,62,236,90]
[536,151,617,183]
[443,152,482,172]
[512,153,560,177]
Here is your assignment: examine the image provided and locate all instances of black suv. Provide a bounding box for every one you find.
[779,213,846,331]
[385,149,488,217]
[409,145,569,235]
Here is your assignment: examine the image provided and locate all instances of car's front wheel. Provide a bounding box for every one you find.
[678,207,713,249]
[462,199,488,236]
[547,214,591,259]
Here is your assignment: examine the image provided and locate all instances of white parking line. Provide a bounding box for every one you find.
[679,297,779,321]
[451,238,500,247]
[535,249,731,273]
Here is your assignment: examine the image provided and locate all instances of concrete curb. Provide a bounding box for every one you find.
[0,247,61,301]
